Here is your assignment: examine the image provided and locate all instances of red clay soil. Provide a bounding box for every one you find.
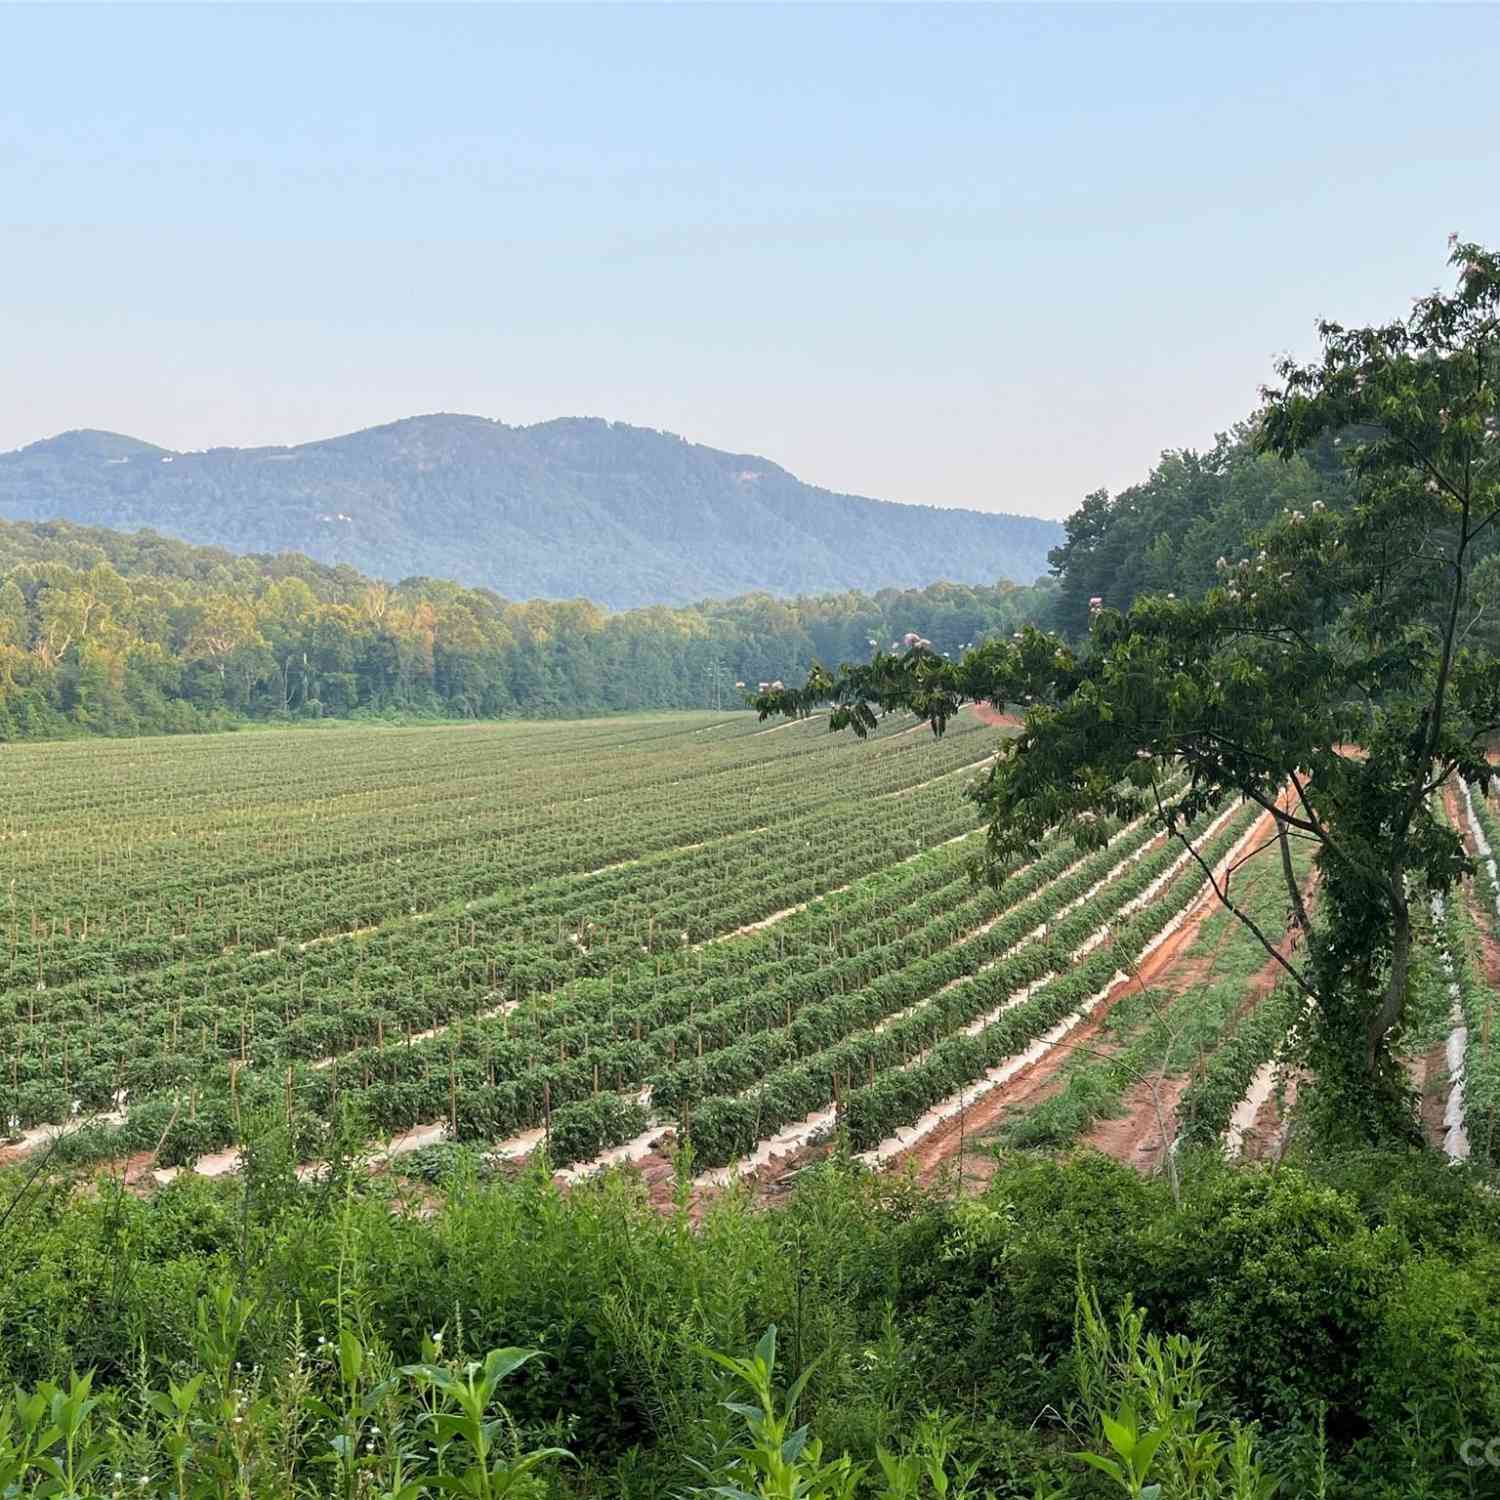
[967,702,1022,730]
[1414,1042,1452,1150]
[1445,783,1483,871]
[623,1131,837,1222]
[1468,893,1500,989]
[1077,857,1314,1171]
[1084,1074,1198,1174]
[883,806,1286,1189]
[893,795,1326,1189]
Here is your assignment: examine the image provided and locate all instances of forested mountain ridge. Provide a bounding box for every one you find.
[0,518,1053,740]
[0,415,1060,608]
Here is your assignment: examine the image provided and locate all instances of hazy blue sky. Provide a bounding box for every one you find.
[4,4,1498,520]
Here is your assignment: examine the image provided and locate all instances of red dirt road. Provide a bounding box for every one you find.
[968,702,1022,730]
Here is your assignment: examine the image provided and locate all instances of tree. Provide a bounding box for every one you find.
[182,593,260,683]
[1043,435,1350,638]
[0,580,27,650]
[756,239,1500,1143]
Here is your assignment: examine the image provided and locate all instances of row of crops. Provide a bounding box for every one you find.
[2,710,1281,1175]
[3,713,998,1153]
[5,714,992,966]
[1446,782,1500,1161]
[1168,783,1500,1169]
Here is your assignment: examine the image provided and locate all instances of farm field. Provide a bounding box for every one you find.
[6,708,1488,1193]
[1,708,1005,1172]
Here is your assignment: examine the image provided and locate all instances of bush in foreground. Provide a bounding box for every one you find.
[0,1143,1497,1496]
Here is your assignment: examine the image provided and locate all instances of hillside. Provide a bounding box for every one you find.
[0,415,1060,608]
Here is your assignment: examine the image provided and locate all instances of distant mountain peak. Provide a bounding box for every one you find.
[17,429,170,461]
[0,415,1060,608]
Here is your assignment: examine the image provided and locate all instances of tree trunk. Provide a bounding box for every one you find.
[1278,819,1310,933]
[1368,890,1411,1066]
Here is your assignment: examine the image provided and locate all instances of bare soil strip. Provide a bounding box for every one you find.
[862,801,1265,1187]
[967,703,1022,729]
[888,794,1316,1188]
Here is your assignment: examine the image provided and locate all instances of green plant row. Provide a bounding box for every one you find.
[34,786,1191,1171]
[837,804,1261,1156]
[321,794,1178,1167]
[1432,882,1500,1164]
[8,760,980,998]
[2,806,981,1140]
[3,779,982,1128]
[6,711,993,970]
[684,802,1258,1168]
[649,802,1173,1118]
[1461,779,1500,917]
[1171,980,1303,1152]
[48,833,1060,1168]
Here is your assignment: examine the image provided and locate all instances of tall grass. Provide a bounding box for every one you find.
[1,1136,1498,1496]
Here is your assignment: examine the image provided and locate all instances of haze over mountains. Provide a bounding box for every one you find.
[0,415,1060,609]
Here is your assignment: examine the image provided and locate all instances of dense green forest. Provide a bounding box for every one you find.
[1045,419,1500,643]
[1043,423,1352,636]
[0,519,1052,741]
[0,416,1061,608]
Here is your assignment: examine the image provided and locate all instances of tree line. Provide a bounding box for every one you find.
[1044,423,1352,635]
[0,520,1054,740]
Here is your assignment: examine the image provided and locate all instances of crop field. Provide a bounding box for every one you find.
[9,708,1471,1187]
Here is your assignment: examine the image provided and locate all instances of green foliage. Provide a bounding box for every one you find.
[1004,832,1315,1155]
[399,1347,572,1498]
[1,1150,1496,1494]
[761,238,1500,1142]
[0,1309,570,1499]
[1045,431,1349,640]
[0,521,1053,741]
[1064,1281,1278,1500]
[690,1326,863,1499]
[1172,981,1301,1152]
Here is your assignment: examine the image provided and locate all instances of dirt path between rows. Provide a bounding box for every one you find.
[1414,1041,1452,1149]
[1078,845,1315,1172]
[1426,781,1500,1150]
[872,790,1325,1190]
[883,806,1288,1189]
[1072,844,1312,1172]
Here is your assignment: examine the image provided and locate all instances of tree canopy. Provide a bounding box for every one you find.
[0,519,1054,740]
[1043,427,1352,638]
[757,238,1500,1140]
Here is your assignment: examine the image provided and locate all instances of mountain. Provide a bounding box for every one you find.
[0,415,1060,609]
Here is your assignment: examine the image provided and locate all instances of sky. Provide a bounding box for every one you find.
[4,4,1499,521]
